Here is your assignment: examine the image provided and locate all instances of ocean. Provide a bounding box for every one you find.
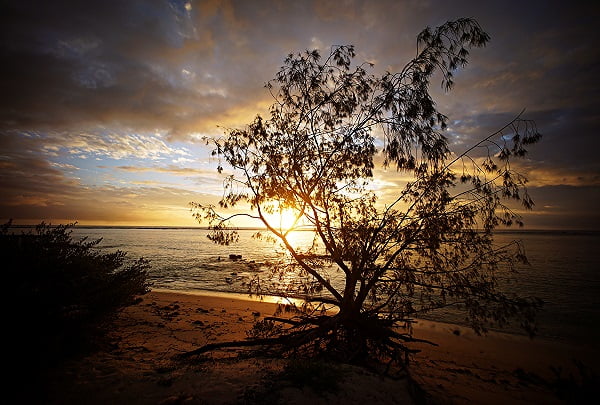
[71,227,600,345]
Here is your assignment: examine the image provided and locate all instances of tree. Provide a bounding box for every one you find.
[188,18,542,365]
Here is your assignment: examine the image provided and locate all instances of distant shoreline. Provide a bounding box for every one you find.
[6,223,600,234]
[70,226,600,235]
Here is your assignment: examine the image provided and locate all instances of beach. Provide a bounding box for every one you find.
[71,227,600,346]
[40,290,597,404]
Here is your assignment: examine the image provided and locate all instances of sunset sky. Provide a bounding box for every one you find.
[1,0,598,229]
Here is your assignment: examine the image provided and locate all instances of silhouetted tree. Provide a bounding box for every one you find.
[189,18,542,365]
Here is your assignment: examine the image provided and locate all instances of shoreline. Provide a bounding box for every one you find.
[152,287,595,348]
[42,289,597,404]
[151,287,307,305]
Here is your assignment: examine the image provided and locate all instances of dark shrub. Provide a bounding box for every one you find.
[1,221,150,365]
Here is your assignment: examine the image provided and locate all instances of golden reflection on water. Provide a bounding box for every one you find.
[280,229,318,251]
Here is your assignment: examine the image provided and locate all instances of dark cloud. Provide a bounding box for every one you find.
[0,132,81,199]
[1,0,599,227]
[2,1,597,138]
[523,185,600,230]
[0,0,237,136]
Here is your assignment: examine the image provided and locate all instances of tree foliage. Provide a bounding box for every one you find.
[189,18,542,365]
[1,221,150,365]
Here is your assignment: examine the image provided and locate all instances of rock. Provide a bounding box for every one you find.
[229,254,242,260]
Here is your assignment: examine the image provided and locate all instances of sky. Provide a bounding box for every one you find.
[0,0,599,229]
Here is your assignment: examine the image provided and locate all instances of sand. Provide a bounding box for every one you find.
[38,290,597,404]
[406,320,598,404]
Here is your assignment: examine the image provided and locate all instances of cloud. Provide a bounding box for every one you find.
[520,185,600,230]
[2,0,596,141]
[7,129,193,163]
[0,153,219,225]
[51,162,79,171]
[114,165,213,176]
[0,0,260,137]
[1,0,598,228]
[0,128,217,224]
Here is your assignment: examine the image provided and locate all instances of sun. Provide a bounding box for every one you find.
[277,208,298,231]
[263,207,304,232]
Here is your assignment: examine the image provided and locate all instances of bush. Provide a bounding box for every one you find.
[1,221,150,364]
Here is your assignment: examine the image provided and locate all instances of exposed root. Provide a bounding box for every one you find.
[178,313,437,372]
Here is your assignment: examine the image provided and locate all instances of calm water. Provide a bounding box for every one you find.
[72,227,600,344]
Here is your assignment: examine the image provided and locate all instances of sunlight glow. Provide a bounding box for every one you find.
[275,208,299,232]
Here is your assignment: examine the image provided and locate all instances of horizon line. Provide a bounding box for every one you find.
[4,224,599,234]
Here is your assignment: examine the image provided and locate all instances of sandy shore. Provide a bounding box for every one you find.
[39,289,597,404]
[407,319,598,404]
